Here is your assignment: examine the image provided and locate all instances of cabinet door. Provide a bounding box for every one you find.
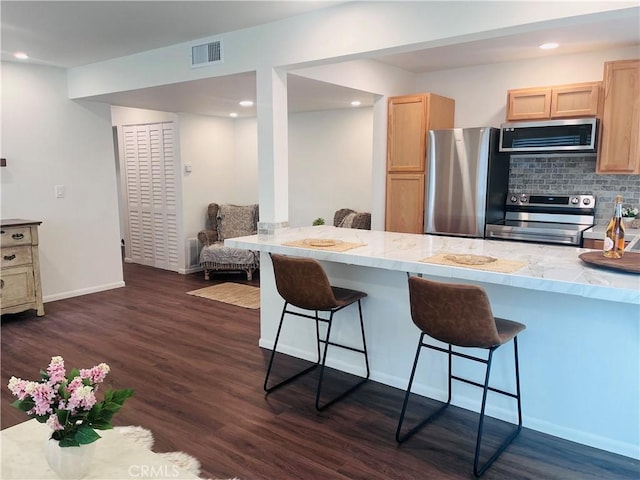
[506,88,551,121]
[387,96,426,172]
[385,173,424,233]
[597,60,640,174]
[551,83,600,118]
[0,265,35,309]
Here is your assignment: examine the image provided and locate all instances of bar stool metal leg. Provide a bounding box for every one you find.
[316,299,370,411]
[473,338,523,477]
[396,334,453,443]
[264,302,321,393]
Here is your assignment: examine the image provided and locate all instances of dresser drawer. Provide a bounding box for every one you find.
[0,226,32,247]
[0,265,36,308]
[1,246,33,268]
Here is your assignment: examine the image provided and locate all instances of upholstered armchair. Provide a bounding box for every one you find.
[197,203,260,281]
[333,208,371,230]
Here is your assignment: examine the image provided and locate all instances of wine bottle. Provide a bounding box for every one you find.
[603,195,625,258]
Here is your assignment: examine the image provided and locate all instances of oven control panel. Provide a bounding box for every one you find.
[506,194,595,210]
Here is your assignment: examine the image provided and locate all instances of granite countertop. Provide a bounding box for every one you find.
[226,226,640,305]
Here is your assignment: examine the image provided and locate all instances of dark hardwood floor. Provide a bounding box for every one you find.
[2,263,638,480]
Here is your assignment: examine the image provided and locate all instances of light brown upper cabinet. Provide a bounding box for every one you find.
[385,93,454,233]
[597,59,640,174]
[506,82,601,121]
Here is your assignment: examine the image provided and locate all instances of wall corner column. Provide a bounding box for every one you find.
[256,67,289,236]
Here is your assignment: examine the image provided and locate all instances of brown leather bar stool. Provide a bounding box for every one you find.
[396,276,525,477]
[264,253,370,411]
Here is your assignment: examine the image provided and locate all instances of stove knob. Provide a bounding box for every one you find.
[583,198,591,205]
[520,195,528,203]
[510,195,518,203]
[570,197,579,205]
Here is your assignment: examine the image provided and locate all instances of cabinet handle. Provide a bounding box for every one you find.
[0,279,3,289]
[11,233,24,240]
[3,254,16,261]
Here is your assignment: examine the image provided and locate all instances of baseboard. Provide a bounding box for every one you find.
[43,281,125,303]
[178,266,203,275]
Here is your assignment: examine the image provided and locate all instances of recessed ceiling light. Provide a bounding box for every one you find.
[13,52,29,60]
[351,101,362,107]
[239,100,253,107]
[539,42,559,50]
[229,112,238,118]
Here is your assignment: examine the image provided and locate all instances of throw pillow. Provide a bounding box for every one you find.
[339,212,357,228]
[218,204,258,241]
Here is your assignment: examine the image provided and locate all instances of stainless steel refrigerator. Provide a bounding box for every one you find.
[424,127,510,237]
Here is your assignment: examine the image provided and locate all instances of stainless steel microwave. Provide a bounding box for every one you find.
[499,118,598,153]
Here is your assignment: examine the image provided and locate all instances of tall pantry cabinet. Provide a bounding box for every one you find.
[385,93,455,233]
[597,59,640,174]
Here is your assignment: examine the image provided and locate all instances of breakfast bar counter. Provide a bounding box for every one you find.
[227,226,640,459]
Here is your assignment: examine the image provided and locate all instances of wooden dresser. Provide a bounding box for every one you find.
[1,219,44,316]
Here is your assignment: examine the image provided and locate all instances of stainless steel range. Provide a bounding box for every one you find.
[485,193,596,246]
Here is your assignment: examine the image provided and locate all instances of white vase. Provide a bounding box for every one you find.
[45,438,97,480]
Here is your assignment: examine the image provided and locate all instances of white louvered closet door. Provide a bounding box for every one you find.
[123,122,179,272]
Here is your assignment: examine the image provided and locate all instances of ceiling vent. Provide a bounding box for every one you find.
[191,38,223,68]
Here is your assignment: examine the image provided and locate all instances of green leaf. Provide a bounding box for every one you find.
[102,389,114,403]
[112,389,135,403]
[86,403,103,423]
[74,425,101,445]
[11,398,35,412]
[34,414,49,423]
[40,369,50,381]
[68,368,80,380]
[56,409,70,426]
[57,383,69,399]
[59,436,80,447]
[89,420,112,430]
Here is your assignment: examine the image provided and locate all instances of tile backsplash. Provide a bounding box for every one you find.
[508,155,640,225]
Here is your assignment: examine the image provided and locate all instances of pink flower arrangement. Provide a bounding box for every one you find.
[8,356,134,447]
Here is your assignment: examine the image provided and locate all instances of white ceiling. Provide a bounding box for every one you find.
[2,2,639,117]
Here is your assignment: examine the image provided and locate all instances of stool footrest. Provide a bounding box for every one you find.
[451,375,519,399]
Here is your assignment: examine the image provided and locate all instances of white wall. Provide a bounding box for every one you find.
[179,113,236,241]
[417,45,640,128]
[232,117,259,206]
[288,107,373,227]
[1,62,123,301]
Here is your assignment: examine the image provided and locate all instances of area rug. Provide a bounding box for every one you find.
[186,282,260,309]
[114,426,239,480]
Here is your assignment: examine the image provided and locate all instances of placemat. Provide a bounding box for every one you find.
[420,252,527,273]
[283,238,366,252]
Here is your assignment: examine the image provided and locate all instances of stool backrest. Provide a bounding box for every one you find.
[270,254,337,310]
[408,276,501,348]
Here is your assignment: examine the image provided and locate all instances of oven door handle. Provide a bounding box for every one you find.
[486,229,579,245]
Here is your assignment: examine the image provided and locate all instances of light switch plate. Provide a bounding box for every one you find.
[55,185,65,198]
